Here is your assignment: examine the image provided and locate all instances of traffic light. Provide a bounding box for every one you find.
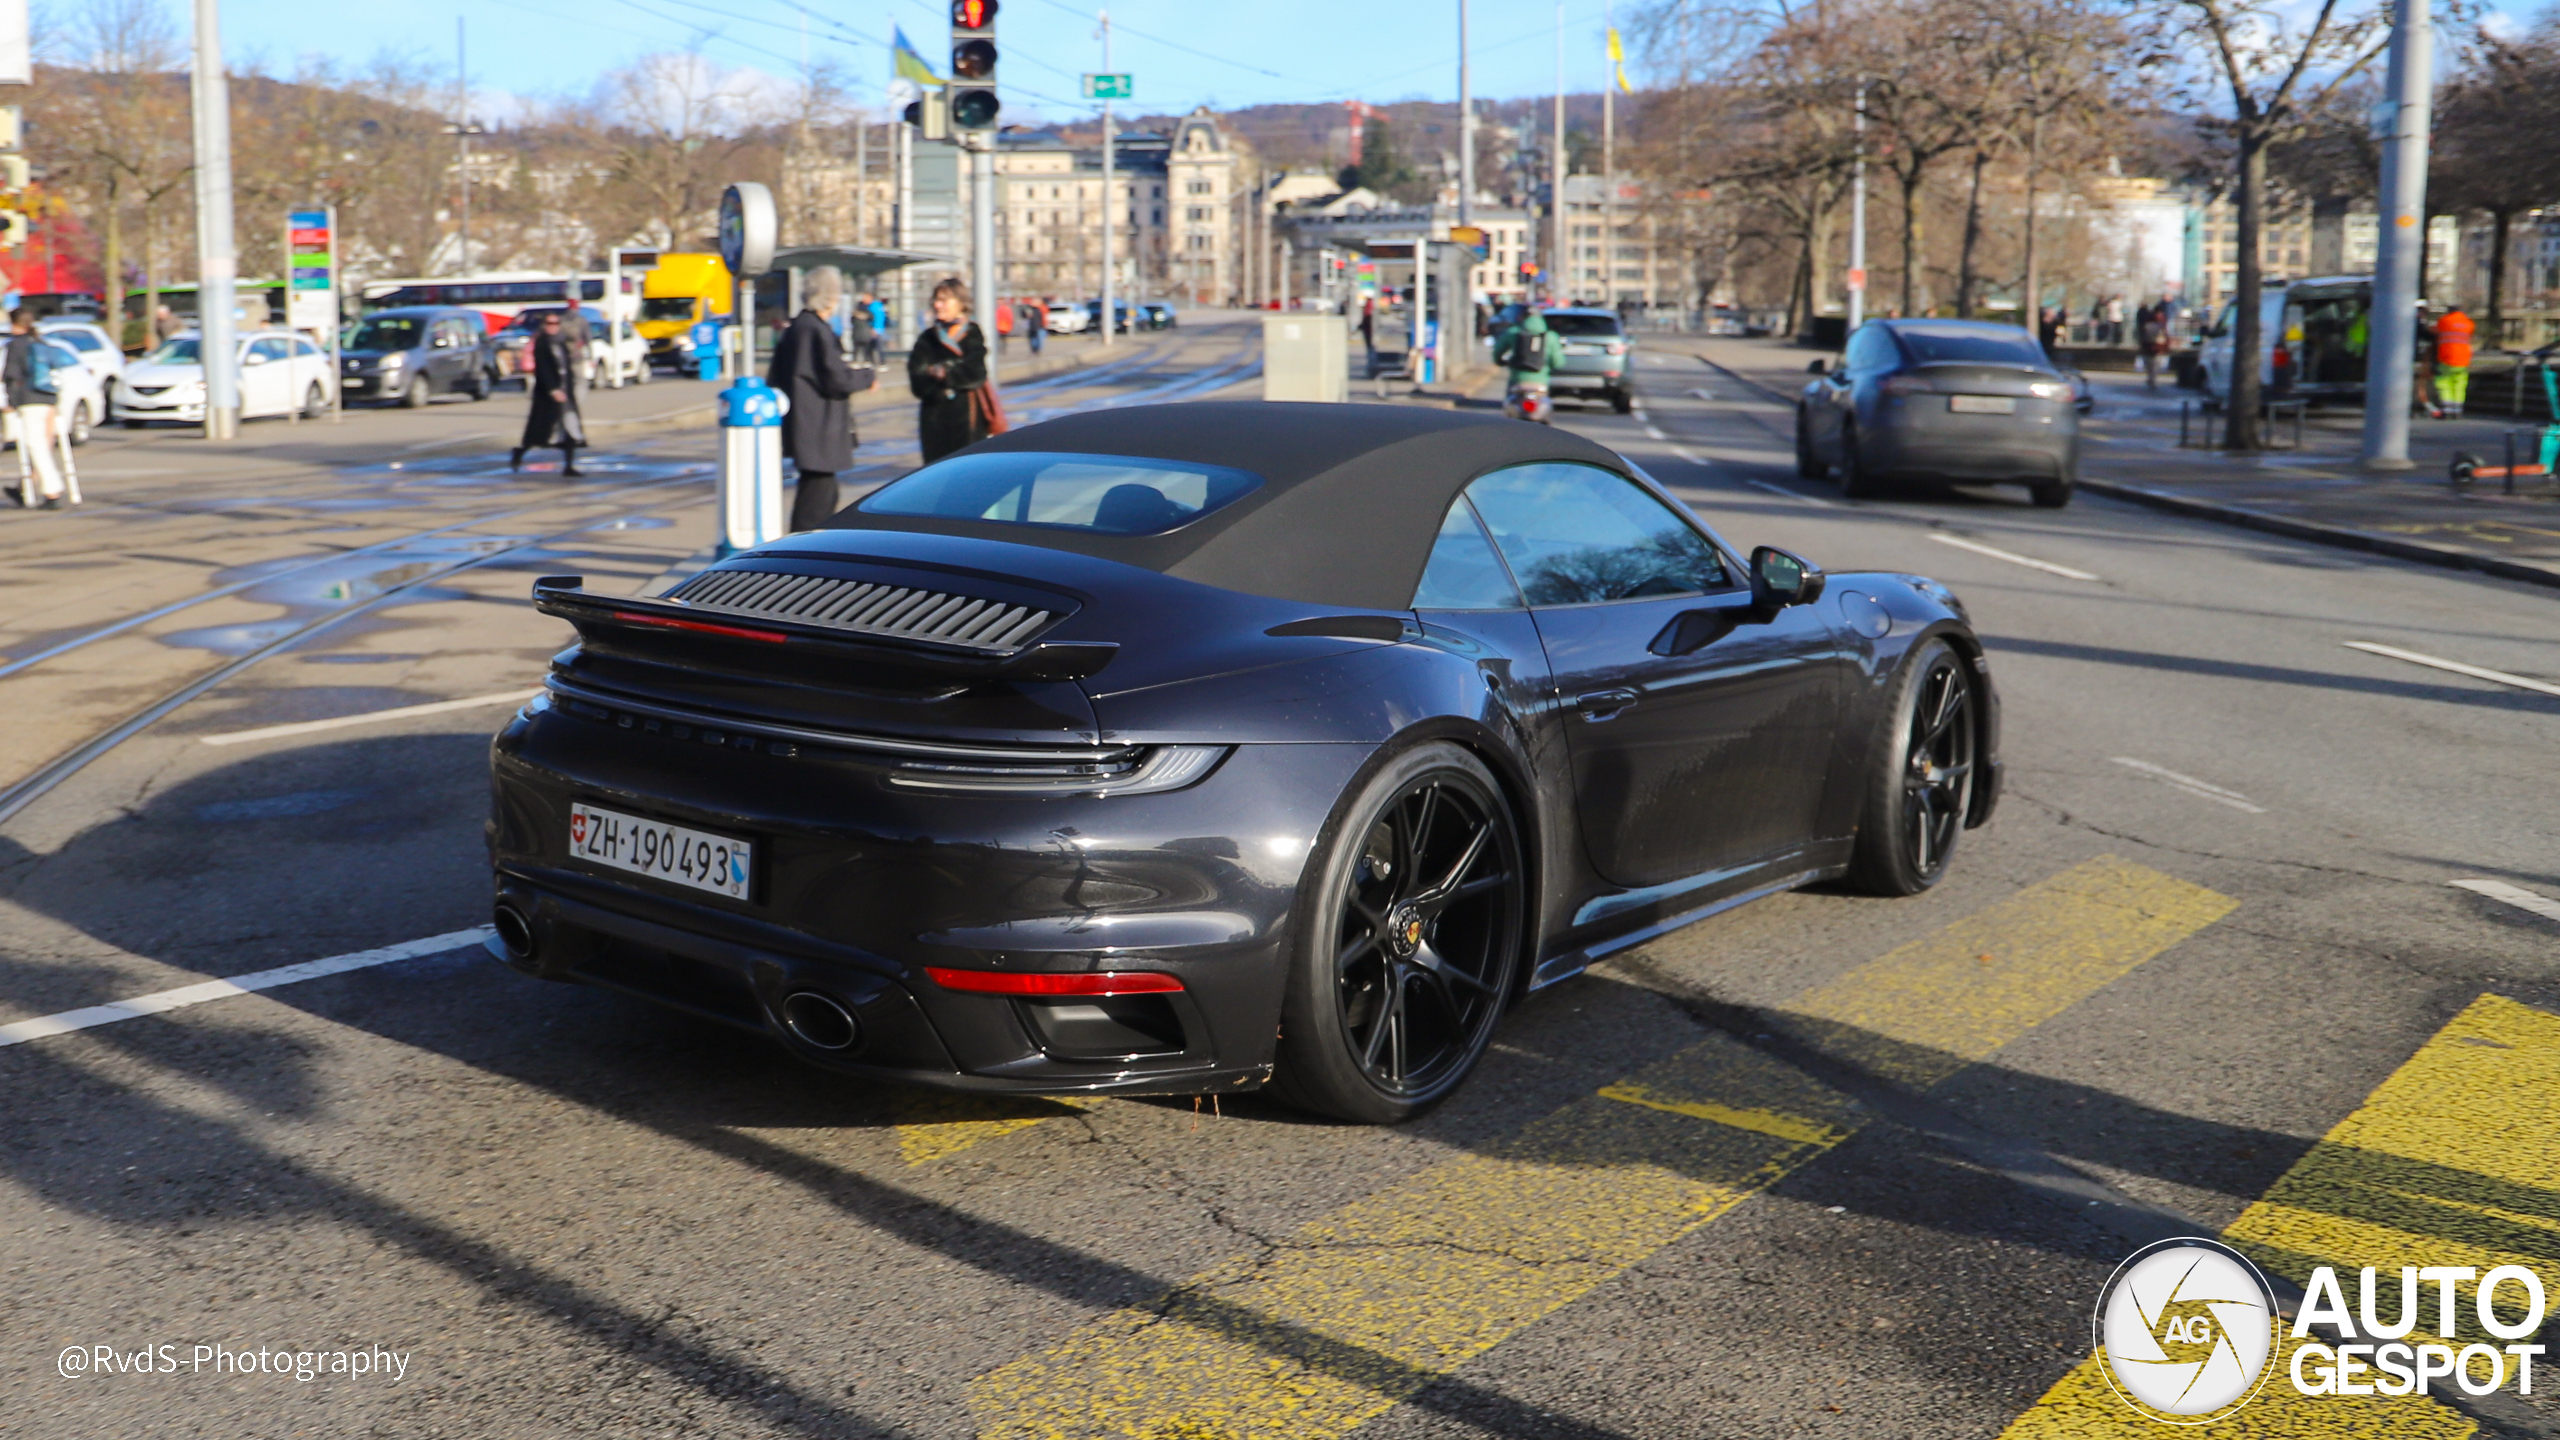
[949,0,999,132]
[0,156,26,194]
[903,91,950,139]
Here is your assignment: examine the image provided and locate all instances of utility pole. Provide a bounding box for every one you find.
[1847,78,1867,331]
[453,20,471,275]
[1098,8,1115,349]
[189,0,239,439]
[1602,0,1614,311]
[1457,0,1472,231]
[1550,0,1564,306]
[2361,0,2432,469]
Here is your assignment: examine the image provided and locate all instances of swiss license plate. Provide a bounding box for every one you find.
[1949,394,2017,415]
[568,802,752,900]
[1564,343,1601,356]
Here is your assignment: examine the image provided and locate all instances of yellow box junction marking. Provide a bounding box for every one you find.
[971,857,2234,1439]
[2000,994,2560,1440]
[895,1093,1101,1166]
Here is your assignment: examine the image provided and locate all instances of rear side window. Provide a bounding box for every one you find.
[1541,313,1622,337]
[860,451,1263,536]
[1892,324,2047,365]
[1412,499,1522,610]
[1463,463,1729,606]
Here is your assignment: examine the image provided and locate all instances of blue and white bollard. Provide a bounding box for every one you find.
[716,377,788,557]
[691,319,724,382]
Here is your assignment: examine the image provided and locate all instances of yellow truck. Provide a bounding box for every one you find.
[637,253,735,370]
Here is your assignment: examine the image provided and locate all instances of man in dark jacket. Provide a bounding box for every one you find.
[511,311,585,476]
[768,265,861,531]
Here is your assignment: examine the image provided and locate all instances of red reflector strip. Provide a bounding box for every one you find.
[925,967,1185,997]
[610,611,789,644]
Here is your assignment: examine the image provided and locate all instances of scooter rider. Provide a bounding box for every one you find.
[1499,308,1563,424]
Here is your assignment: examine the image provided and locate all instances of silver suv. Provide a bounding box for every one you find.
[1541,308,1634,414]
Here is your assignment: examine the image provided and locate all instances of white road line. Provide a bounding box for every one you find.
[2108,757,2268,813]
[1687,388,1718,400]
[199,690,539,747]
[2452,879,2560,924]
[2342,641,2560,699]
[1926,532,2101,581]
[1670,446,1709,466]
[0,928,493,1049]
[1742,478,1835,507]
[1644,423,1668,440]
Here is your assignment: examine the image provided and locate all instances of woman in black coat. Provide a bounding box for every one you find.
[908,277,990,464]
[767,264,861,531]
[511,311,584,476]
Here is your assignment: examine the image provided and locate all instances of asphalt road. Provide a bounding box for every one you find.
[2,315,2555,1440]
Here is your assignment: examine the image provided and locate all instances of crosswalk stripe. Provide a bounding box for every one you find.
[1998,993,2560,1438]
[969,856,2234,1438]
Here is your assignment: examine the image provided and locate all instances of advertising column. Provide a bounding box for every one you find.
[286,207,336,420]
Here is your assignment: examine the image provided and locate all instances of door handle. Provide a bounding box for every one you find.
[1575,688,1638,721]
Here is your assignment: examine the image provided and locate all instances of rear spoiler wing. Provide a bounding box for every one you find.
[530,576,1118,682]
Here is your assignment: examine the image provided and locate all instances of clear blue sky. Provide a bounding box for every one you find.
[211,0,1634,124]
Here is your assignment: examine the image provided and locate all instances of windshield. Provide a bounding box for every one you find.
[1541,313,1623,337]
[45,328,102,352]
[861,451,1263,536]
[145,337,201,365]
[1893,323,2047,365]
[349,317,425,351]
[641,297,697,322]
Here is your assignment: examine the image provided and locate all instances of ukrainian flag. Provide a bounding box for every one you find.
[893,26,944,87]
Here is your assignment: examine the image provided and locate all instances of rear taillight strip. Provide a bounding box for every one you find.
[925,968,1186,997]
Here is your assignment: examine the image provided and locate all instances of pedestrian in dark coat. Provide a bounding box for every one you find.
[511,311,585,476]
[768,265,860,532]
[909,277,990,464]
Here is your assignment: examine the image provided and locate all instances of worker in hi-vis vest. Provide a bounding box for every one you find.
[2435,306,2475,419]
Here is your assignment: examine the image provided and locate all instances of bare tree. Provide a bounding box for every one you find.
[2430,27,2560,338]
[2145,0,2383,447]
[34,0,189,343]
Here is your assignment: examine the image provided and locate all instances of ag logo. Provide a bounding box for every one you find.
[2095,1238,2278,1423]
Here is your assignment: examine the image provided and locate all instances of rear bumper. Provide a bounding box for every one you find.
[1868,401,2075,481]
[488,709,1374,1094]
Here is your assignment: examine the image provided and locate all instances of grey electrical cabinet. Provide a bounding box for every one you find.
[1261,314,1349,403]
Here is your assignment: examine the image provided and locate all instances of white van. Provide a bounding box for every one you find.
[2198,276,2374,406]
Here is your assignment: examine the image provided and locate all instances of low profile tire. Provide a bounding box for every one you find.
[1795,408,1826,480]
[401,374,431,409]
[2030,479,2073,508]
[1845,639,1980,897]
[1269,741,1526,1124]
[1839,421,1884,499]
[1611,387,1634,415]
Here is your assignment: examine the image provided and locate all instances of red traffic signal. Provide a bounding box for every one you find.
[952,0,996,28]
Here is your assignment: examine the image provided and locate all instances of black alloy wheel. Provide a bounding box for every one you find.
[1845,639,1978,896]
[1272,742,1525,1123]
[1795,408,1826,479]
[1839,420,1883,499]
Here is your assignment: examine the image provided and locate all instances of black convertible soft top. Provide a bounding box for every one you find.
[822,401,1634,610]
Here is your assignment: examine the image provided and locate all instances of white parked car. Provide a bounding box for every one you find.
[113,329,338,427]
[1044,303,1092,335]
[35,319,126,392]
[4,333,107,448]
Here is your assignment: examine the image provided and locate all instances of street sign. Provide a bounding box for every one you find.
[1082,73,1132,99]
[1449,225,1488,259]
[286,207,335,333]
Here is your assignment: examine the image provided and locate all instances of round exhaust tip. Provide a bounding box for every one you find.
[781,991,860,1051]
[492,904,537,964]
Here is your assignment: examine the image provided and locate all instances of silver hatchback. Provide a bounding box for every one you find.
[1540,308,1635,414]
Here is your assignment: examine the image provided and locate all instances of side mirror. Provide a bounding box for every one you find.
[1750,545,1826,611]
[1806,358,1828,375]
[243,352,268,366]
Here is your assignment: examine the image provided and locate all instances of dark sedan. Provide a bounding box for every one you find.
[487,403,2000,1122]
[341,306,497,406]
[1796,319,2080,507]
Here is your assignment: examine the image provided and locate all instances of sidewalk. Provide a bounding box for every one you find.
[1663,334,2560,592]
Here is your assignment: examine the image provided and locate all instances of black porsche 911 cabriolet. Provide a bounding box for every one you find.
[487,402,1999,1122]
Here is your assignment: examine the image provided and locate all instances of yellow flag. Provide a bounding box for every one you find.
[1607,26,1632,92]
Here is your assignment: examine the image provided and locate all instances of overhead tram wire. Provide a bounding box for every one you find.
[1023,0,1297,81]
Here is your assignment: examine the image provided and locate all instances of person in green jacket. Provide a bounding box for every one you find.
[1497,310,1564,423]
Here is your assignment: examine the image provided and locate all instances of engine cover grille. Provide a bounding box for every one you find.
[668,568,1056,653]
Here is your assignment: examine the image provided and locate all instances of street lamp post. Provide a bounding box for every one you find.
[189,0,240,439]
